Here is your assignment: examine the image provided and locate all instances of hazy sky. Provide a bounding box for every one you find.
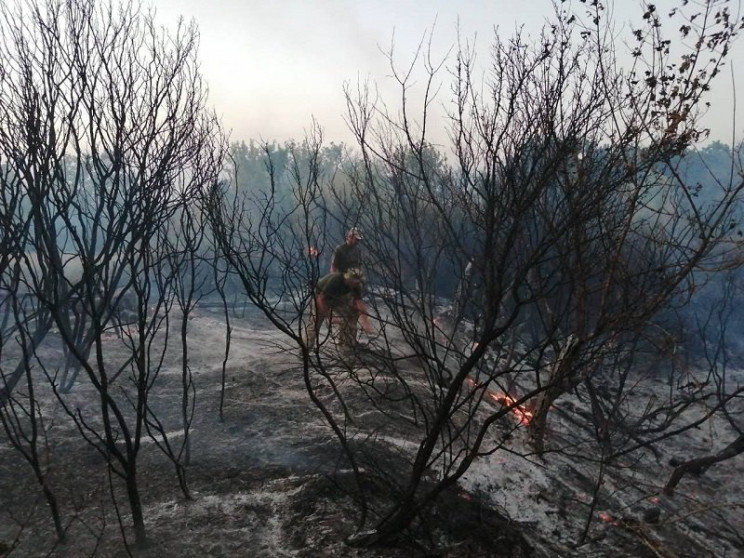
[150,0,744,147]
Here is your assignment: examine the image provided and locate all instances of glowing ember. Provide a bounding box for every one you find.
[488,392,533,425]
[598,511,620,526]
[465,377,533,425]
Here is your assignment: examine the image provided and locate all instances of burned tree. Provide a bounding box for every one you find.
[331,0,744,548]
[664,268,744,496]
[0,161,66,541]
[0,0,224,548]
[195,0,744,552]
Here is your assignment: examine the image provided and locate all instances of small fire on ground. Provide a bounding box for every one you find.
[465,377,533,425]
[431,316,533,425]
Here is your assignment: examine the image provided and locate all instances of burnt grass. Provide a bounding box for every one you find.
[0,311,533,558]
[1,307,742,557]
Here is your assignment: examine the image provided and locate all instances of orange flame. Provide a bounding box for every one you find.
[465,377,533,425]
[433,315,532,425]
[488,391,533,425]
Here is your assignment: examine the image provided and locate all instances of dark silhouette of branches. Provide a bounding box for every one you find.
[205,1,744,549]
[331,0,744,547]
[664,270,744,495]
[0,0,224,548]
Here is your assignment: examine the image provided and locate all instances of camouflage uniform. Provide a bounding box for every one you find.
[305,272,361,348]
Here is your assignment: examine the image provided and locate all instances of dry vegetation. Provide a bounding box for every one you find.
[2,306,741,557]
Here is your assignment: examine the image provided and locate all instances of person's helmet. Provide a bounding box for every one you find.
[347,227,364,240]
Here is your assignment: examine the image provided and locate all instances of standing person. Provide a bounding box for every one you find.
[331,227,373,334]
[304,270,364,348]
[331,227,364,274]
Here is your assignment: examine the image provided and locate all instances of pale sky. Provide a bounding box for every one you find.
[150,0,744,147]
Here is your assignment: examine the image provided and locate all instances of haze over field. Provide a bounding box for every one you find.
[2,1,744,555]
[151,0,744,146]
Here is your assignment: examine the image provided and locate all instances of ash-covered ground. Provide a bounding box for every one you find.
[1,302,742,557]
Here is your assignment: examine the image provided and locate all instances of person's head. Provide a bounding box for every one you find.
[346,227,364,245]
